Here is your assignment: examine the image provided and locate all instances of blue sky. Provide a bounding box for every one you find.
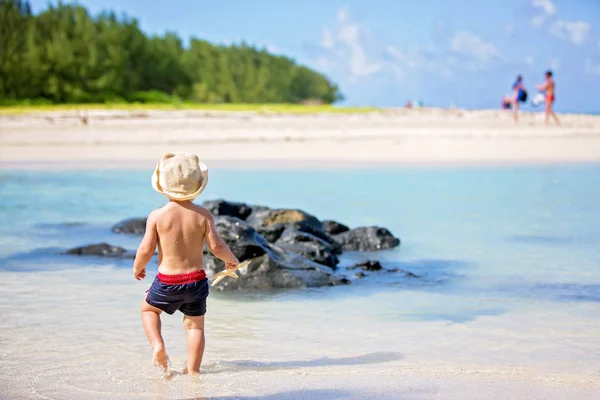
[30,0,600,112]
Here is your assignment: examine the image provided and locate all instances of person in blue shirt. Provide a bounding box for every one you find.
[510,75,528,123]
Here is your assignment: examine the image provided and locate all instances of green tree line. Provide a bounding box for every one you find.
[0,0,343,104]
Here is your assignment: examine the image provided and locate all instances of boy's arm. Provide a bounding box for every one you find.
[204,213,239,270]
[133,211,158,280]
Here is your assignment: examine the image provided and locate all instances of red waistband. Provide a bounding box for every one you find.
[157,270,206,285]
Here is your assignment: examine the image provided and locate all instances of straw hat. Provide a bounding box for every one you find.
[151,153,209,201]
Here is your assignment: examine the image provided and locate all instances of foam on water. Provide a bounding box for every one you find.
[1,165,600,399]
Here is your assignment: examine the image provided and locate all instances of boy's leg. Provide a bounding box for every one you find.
[183,315,205,374]
[141,299,169,370]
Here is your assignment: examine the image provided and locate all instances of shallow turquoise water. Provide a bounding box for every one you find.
[2,164,600,399]
[1,164,599,313]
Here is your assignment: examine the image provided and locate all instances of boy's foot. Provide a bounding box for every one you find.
[153,345,169,371]
[182,365,201,375]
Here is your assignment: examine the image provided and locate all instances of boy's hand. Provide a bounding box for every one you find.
[225,258,239,272]
[133,267,146,280]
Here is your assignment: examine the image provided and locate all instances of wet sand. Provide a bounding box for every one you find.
[1,268,599,400]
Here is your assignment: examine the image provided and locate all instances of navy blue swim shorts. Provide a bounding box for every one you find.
[146,270,209,316]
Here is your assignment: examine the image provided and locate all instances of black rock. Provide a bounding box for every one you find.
[202,199,252,220]
[208,216,267,260]
[354,272,367,279]
[246,208,330,242]
[334,227,400,251]
[256,225,287,243]
[205,244,349,291]
[202,217,348,291]
[348,260,383,271]
[323,220,350,235]
[276,229,340,268]
[277,228,342,253]
[65,243,133,258]
[112,218,146,235]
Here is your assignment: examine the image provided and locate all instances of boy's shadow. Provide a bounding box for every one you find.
[183,389,350,400]
[175,353,422,400]
[182,386,428,400]
[164,352,403,381]
[226,351,402,371]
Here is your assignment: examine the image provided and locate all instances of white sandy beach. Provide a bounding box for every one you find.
[1,108,599,168]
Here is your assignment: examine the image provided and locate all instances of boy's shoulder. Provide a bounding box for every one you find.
[148,204,168,216]
[151,203,213,217]
[191,204,214,218]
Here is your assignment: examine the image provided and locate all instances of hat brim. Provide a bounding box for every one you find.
[151,161,209,201]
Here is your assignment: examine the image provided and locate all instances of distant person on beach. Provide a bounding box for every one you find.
[509,75,528,122]
[537,70,560,126]
[133,153,239,374]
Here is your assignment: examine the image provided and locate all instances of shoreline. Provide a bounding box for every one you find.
[2,136,600,170]
[2,157,600,171]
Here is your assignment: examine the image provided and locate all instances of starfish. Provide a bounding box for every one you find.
[210,260,252,287]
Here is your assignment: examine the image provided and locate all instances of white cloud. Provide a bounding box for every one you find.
[550,20,590,45]
[318,8,382,78]
[267,44,279,54]
[531,0,557,27]
[311,8,504,85]
[321,28,334,49]
[315,57,334,70]
[550,58,561,71]
[532,0,557,16]
[449,31,501,61]
[337,7,348,22]
[584,59,600,75]
[338,23,359,44]
[531,15,545,28]
[386,46,403,61]
[387,46,435,69]
[525,56,534,67]
[386,45,455,79]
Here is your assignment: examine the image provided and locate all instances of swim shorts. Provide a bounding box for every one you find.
[146,270,209,316]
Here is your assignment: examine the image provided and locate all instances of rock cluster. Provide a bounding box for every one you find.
[66,199,403,291]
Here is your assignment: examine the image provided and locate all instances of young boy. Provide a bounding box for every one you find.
[133,153,239,374]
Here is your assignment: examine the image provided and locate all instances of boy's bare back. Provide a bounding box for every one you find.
[141,202,235,276]
[152,202,209,275]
